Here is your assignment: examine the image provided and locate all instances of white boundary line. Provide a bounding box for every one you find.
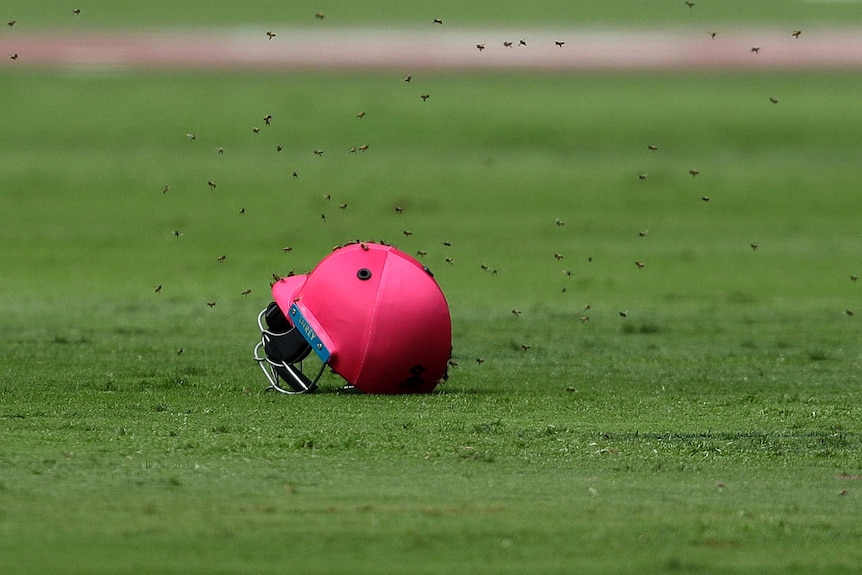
[2,28,862,71]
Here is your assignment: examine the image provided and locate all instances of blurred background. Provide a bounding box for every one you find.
[1,0,860,329]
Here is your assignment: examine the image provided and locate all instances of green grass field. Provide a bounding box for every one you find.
[3,0,862,28]
[2,2,862,572]
[2,68,861,575]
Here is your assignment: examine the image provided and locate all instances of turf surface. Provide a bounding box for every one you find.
[3,0,862,28]
[1,68,862,573]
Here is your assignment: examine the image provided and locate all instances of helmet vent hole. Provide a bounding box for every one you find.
[357,268,372,281]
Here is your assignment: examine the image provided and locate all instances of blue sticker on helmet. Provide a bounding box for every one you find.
[289,303,332,363]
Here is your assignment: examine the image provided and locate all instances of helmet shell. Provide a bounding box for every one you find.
[272,242,451,393]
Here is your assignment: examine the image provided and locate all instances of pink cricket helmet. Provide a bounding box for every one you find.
[254,242,452,394]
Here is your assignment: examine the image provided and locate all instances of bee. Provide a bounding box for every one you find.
[177,348,184,356]
[186,133,196,141]
[639,230,648,237]
[555,218,565,227]
[154,285,162,293]
[277,144,284,152]
[172,230,183,237]
[239,208,245,214]
[321,213,326,222]
[792,30,802,38]
[750,46,760,53]
[685,1,694,7]
[404,75,412,82]
[648,144,658,151]
[448,359,459,368]
[207,180,217,189]
[72,9,80,15]
[638,173,648,181]
[403,230,413,236]
[272,273,283,282]
[845,309,854,316]
[10,53,21,61]
[518,39,527,46]
[394,206,404,214]
[555,41,565,47]
[323,194,331,200]
[292,171,298,178]
[339,203,348,210]
[206,301,217,308]
[476,44,485,51]
[520,344,531,351]
[282,246,293,253]
[689,169,700,177]
[563,270,572,277]
[701,196,710,202]
[512,309,522,317]
[445,257,454,264]
[433,18,443,25]
[750,242,759,251]
[476,358,485,364]
[313,149,324,156]
[315,12,325,19]
[580,316,590,323]
[217,146,224,154]
[554,253,564,261]
[358,144,369,152]
[241,289,252,296]
[252,127,260,134]
[266,31,276,40]
[503,41,513,47]
[635,261,645,269]
[416,250,427,258]
[217,255,227,263]
[420,94,430,101]
[851,275,858,282]
[619,311,628,318]
[442,241,452,247]
[7,20,16,27]
[356,111,365,119]
[162,185,170,194]
[769,97,779,104]
[708,32,717,39]
[263,114,272,126]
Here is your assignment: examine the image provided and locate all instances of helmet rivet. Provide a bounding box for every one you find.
[357,268,372,280]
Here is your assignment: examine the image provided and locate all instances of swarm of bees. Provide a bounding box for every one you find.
[10,7,841,374]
